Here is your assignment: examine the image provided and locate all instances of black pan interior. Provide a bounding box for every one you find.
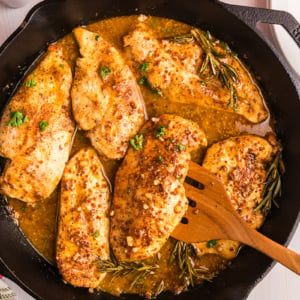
[0,0,299,299]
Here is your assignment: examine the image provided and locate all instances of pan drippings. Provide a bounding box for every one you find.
[7,15,276,297]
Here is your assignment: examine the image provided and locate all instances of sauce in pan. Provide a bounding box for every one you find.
[7,15,275,297]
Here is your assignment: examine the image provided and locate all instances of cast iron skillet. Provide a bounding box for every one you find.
[0,0,300,299]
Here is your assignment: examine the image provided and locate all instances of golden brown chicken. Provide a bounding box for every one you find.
[56,147,110,288]
[110,114,207,262]
[71,27,146,159]
[124,18,268,123]
[193,135,275,259]
[0,44,75,203]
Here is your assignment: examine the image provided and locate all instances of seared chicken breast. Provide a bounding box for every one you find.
[0,45,75,203]
[193,135,275,259]
[72,27,146,159]
[124,18,267,123]
[56,147,110,288]
[110,114,207,261]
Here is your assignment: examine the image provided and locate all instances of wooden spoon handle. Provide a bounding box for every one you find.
[237,225,300,275]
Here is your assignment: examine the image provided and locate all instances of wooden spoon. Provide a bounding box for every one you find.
[171,161,300,275]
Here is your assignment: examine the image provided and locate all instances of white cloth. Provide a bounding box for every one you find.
[0,276,17,300]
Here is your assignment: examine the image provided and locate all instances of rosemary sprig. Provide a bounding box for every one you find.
[163,29,240,110]
[191,29,240,111]
[163,34,195,44]
[153,280,165,298]
[255,151,285,215]
[94,260,158,289]
[169,240,214,288]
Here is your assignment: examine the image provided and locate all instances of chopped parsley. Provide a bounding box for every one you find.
[177,144,185,151]
[158,155,163,162]
[95,34,100,41]
[59,64,65,69]
[39,120,49,131]
[24,72,37,87]
[206,239,217,248]
[21,205,26,212]
[93,230,99,238]
[140,62,150,72]
[154,89,163,96]
[139,76,147,85]
[155,125,166,138]
[130,134,144,151]
[126,188,131,194]
[99,67,111,79]
[7,109,28,127]
[139,76,163,97]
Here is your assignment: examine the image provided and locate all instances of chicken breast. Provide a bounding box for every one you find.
[0,45,75,203]
[56,147,110,288]
[110,114,207,262]
[71,27,146,159]
[124,19,267,123]
[193,135,275,259]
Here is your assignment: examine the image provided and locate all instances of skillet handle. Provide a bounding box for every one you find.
[219,2,300,48]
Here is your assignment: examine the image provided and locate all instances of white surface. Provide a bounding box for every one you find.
[0,0,34,8]
[268,0,300,79]
[0,1,299,299]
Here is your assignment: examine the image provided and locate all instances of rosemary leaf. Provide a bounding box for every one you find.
[94,259,158,290]
[169,240,213,289]
[163,34,194,44]
[254,151,284,215]
[163,29,241,110]
[153,280,165,298]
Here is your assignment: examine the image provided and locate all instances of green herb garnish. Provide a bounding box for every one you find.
[220,41,230,52]
[158,155,163,162]
[59,64,65,70]
[126,188,131,194]
[169,240,214,288]
[178,144,185,151]
[153,280,165,298]
[39,120,49,131]
[21,205,26,212]
[206,239,217,248]
[95,34,100,41]
[164,29,240,110]
[254,151,284,215]
[139,76,163,96]
[164,34,195,44]
[155,125,166,138]
[99,67,111,79]
[7,109,28,127]
[191,29,240,110]
[24,72,37,87]
[140,62,150,73]
[130,134,144,151]
[94,260,158,289]
[139,76,147,85]
[92,230,99,238]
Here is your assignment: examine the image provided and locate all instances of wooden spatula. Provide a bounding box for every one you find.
[171,161,300,275]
